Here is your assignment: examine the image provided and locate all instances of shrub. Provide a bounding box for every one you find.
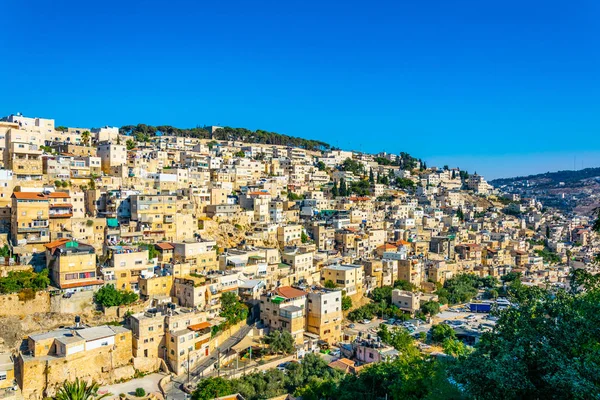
[135,388,145,397]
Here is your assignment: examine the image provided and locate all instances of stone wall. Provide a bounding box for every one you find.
[50,291,94,314]
[18,331,134,400]
[208,320,246,353]
[0,291,51,317]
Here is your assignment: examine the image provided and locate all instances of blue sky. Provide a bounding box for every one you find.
[2,0,599,179]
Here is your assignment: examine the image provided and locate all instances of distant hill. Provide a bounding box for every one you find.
[119,124,331,151]
[490,167,600,188]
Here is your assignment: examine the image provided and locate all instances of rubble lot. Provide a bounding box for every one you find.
[202,219,279,249]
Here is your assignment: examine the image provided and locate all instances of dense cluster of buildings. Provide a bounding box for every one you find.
[0,113,597,399]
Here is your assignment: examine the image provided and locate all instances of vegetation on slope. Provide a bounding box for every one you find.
[119,124,330,151]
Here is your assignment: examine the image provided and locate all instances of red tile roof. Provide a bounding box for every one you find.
[12,192,48,200]
[276,286,307,299]
[155,242,174,250]
[48,192,70,198]
[377,244,397,251]
[44,239,70,249]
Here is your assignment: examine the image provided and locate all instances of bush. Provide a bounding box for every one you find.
[341,295,352,311]
[0,269,50,294]
[135,388,145,397]
[430,323,456,344]
[94,284,138,307]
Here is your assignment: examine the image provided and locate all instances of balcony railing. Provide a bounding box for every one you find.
[25,233,49,243]
[18,224,49,233]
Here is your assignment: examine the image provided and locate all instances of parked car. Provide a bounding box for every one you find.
[362,319,371,324]
[348,323,356,328]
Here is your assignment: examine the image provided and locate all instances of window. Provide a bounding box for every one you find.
[0,373,6,381]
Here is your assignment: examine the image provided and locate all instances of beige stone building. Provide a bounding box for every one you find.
[260,286,307,345]
[101,245,152,291]
[11,192,50,247]
[320,264,364,296]
[17,325,133,399]
[130,194,178,242]
[97,143,127,173]
[306,287,342,344]
[172,239,218,275]
[44,239,102,290]
[277,224,302,247]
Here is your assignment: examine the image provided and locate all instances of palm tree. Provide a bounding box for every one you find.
[54,378,109,400]
[81,131,91,146]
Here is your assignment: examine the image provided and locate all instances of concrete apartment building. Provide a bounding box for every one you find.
[173,275,208,308]
[320,264,365,296]
[306,288,343,344]
[281,247,315,284]
[101,245,152,291]
[172,239,218,274]
[130,194,178,241]
[4,127,44,181]
[260,286,307,345]
[277,224,302,247]
[44,239,102,291]
[139,274,173,300]
[260,285,343,346]
[97,143,127,173]
[10,192,50,248]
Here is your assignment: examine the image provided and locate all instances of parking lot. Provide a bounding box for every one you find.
[344,317,431,339]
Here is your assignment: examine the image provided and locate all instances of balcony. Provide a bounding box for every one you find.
[164,215,174,223]
[50,205,73,219]
[24,232,49,243]
[139,215,154,223]
[18,222,49,233]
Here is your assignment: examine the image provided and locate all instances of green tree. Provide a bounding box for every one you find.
[339,178,347,197]
[220,292,248,327]
[369,168,375,184]
[331,181,339,197]
[394,280,417,291]
[501,271,521,283]
[324,280,337,289]
[421,300,440,316]
[301,231,309,243]
[452,275,600,399]
[370,286,393,303]
[456,207,465,222]
[234,150,245,157]
[430,324,456,343]
[0,269,50,294]
[126,139,136,150]
[81,130,91,146]
[341,295,352,311]
[93,284,138,307]
[54,378,109,400]
[192,377,233,400]
[264,330,295,355]
[316,161,326,171]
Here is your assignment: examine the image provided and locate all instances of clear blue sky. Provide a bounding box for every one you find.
[2,0,599,179]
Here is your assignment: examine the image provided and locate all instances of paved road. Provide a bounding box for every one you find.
[99,373,165,398]
[165,324,253,399]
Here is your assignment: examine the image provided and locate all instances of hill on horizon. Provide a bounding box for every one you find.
[490,166,600,187]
